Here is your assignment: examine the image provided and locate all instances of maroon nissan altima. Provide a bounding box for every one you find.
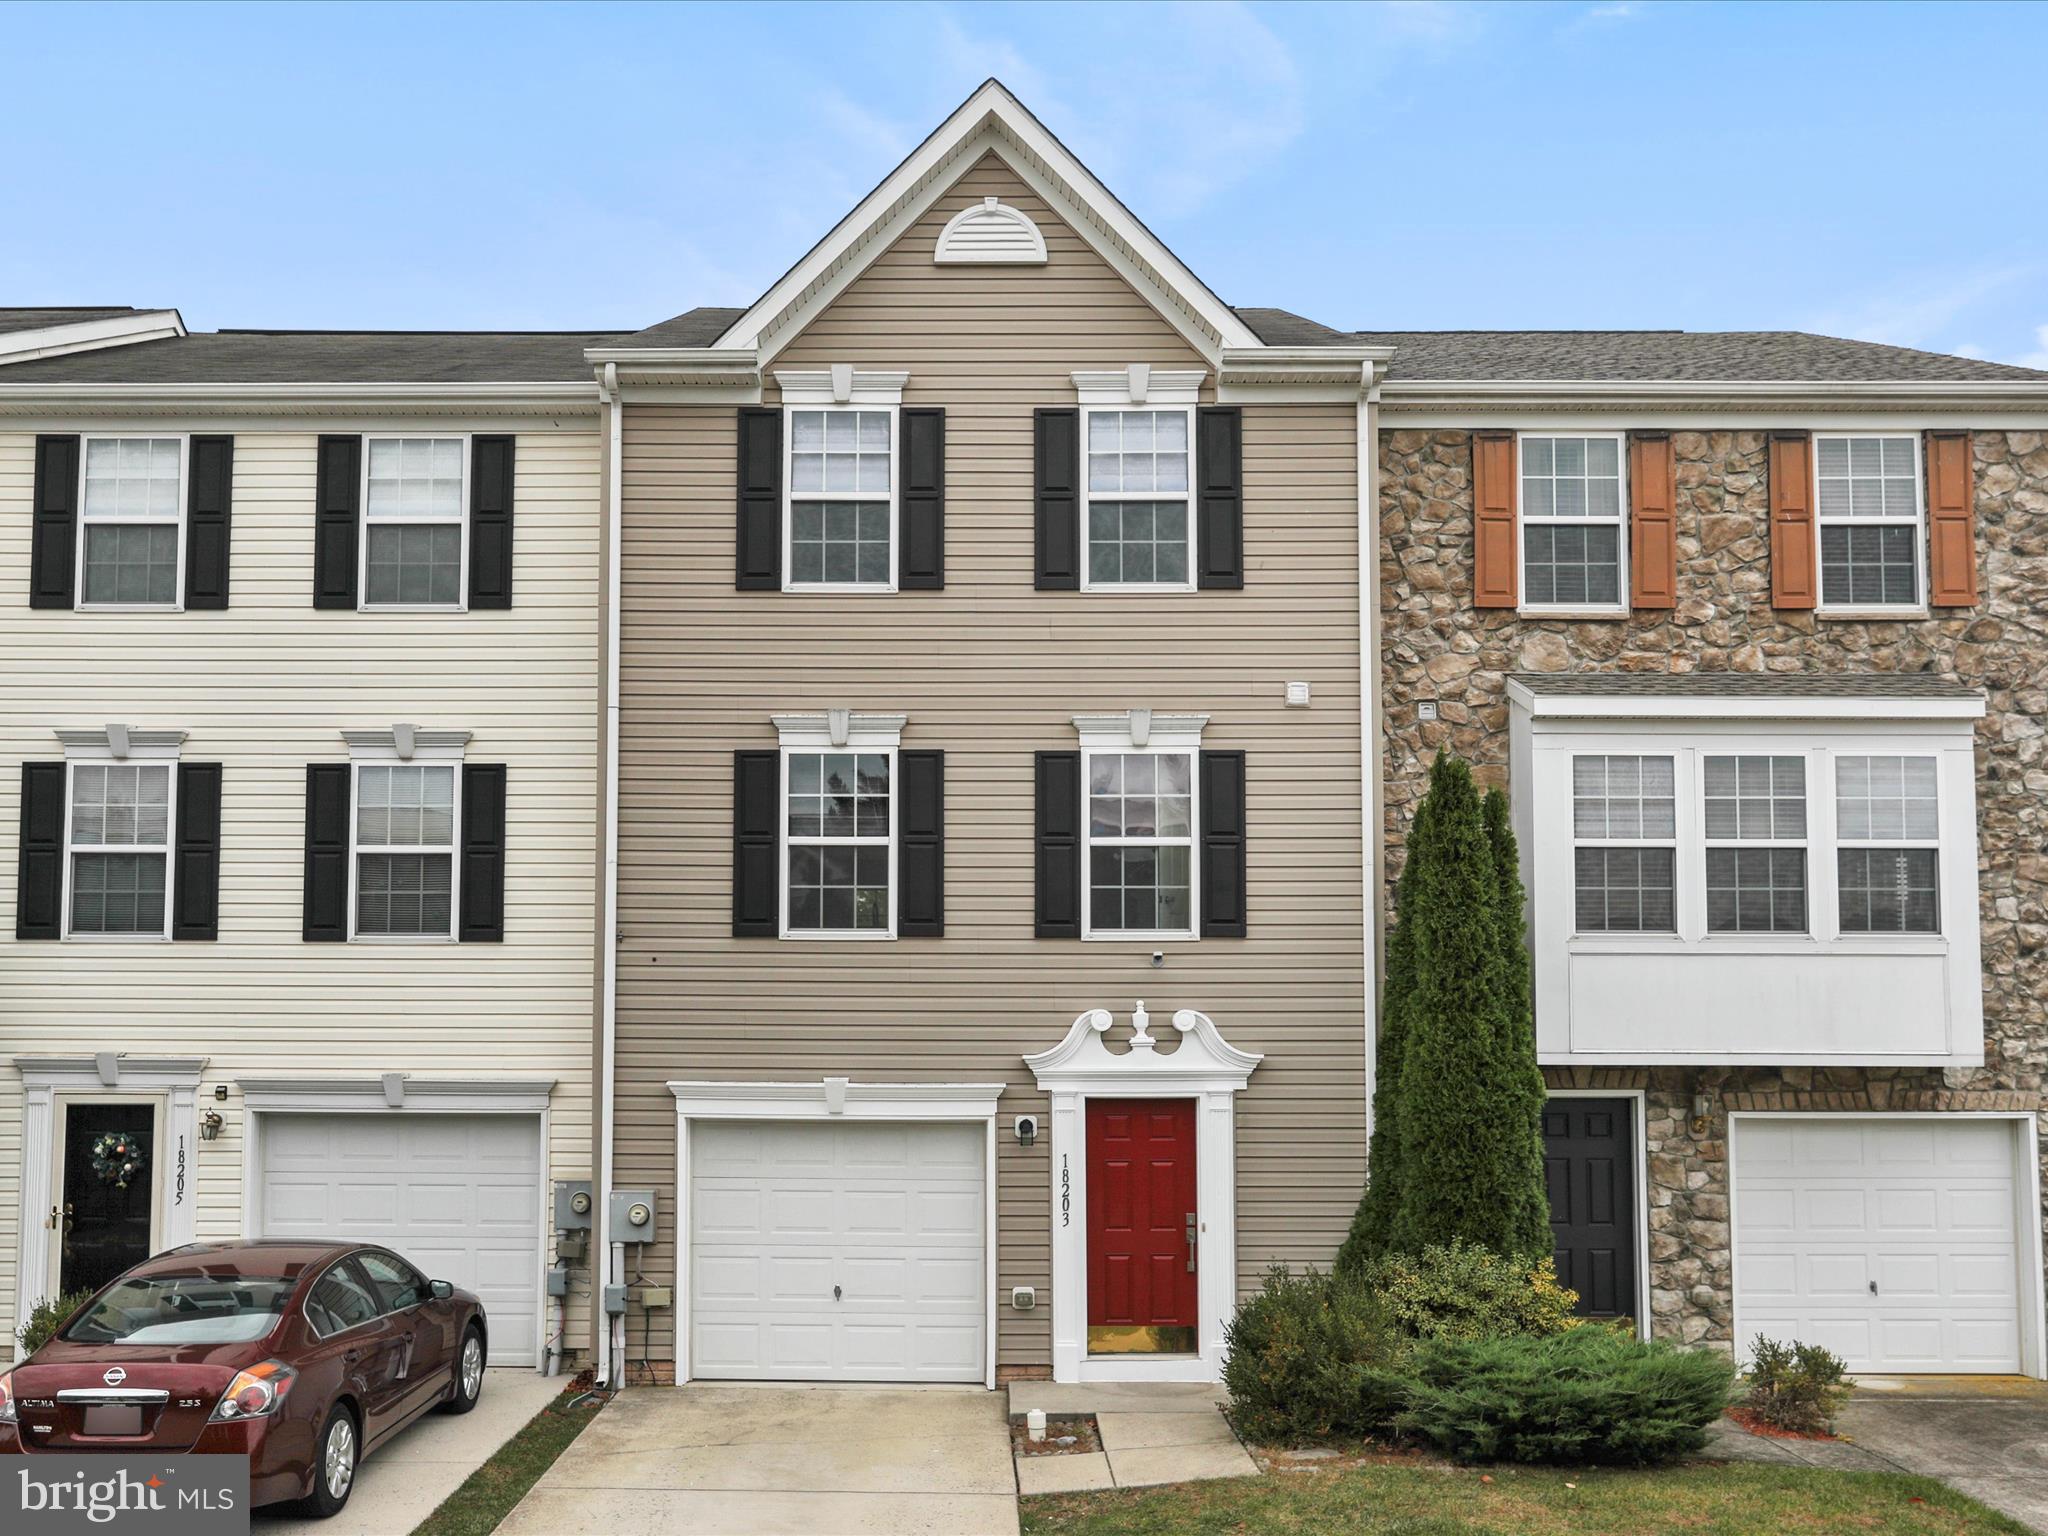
[0,1240,488,1518]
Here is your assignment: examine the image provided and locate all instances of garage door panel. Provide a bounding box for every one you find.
[261,1112,542,1367]
[1734,1118,2022,1374]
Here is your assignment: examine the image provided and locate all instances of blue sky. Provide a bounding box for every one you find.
[5,1,2045,365]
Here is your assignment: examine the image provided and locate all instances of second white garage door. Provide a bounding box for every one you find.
[689,1119,986,1382]
[1733,1116,2025,1373]
[259,1113,544,1366]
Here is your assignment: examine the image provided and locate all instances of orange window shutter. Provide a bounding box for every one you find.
[1472,431,1518,608]
[1925,431,1978,606]
[1768,432,1817,609]
[1628,432,1677,608]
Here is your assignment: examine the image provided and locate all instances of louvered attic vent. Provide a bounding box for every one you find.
[934,197,1048,265]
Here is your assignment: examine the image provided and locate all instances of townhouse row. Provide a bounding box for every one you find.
[4,82,2045,1387]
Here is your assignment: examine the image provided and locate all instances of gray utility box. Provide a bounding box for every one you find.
[610,1189,657,1242]
[602,1285,628,1316]
[546,1267,570,1298]
[553,1180,594,1230]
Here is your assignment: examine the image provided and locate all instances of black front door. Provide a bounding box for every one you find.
[1542,1097,1637,1321]
[58,1102,157,1295]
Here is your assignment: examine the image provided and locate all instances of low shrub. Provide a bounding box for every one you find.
[1742,1336,1851,1434]
[15,1289,91,1358]
[1354,1239,1580,1343]
[1221,1266,1409,1443]
[1395,1326,1735,1466]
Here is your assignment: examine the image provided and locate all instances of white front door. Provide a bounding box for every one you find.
[688,1119,985,1381]
[259,1112,544,1366]
[1733,1116,2023,1373]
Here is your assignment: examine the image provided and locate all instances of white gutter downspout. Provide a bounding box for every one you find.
[595,360,624,1389]
[1357,362,1384,1148]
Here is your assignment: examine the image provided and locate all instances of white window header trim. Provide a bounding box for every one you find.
[774,367,910,407]
[57,727,186,761]
[771,710,907,751]
[1071,710,1209,752]
[1071,366,1207,406]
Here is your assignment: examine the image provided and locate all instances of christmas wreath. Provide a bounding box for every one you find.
[89,1131,146,1190]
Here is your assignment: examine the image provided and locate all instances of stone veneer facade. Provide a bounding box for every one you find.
[1378,426,2048,1349]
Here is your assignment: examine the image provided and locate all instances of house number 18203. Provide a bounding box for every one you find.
[1060,1155,1070,1227]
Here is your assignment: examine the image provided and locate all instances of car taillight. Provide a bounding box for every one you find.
[209,1361,296,1422]
[0,1371,14,1425]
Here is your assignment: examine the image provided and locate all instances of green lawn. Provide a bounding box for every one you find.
[1019,1461,2030,1536]
[408,1387,604,1536]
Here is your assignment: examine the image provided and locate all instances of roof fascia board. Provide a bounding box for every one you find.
[1216,349,1393,403]
[1505,679,1985,722]
[711,81,1260,364]
[0,381,599,418]
[0,309,187,366]
[1382,378,2048,412]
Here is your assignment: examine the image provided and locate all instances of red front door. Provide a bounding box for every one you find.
[1086,1097,1198,1354]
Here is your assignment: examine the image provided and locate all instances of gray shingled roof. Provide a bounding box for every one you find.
[0,329,623,384]
[619,307,747,347]
[1508,672,1982,699]
[0,306,149,336]
[1234,308,2048,383]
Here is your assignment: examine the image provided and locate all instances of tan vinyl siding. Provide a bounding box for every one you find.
[0,426,600,1361]
[616,154,1367,1371]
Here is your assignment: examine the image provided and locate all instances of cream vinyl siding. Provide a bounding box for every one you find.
[0,426,600,1361]
[615,155,1367,1372]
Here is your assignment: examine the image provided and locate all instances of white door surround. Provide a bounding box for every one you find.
[1024,1003,1261,1383]
[668,1078,1005,1389]
[1729,1111,2046,1379]
[237,1076,554,1370]
[13,1055,204,1338]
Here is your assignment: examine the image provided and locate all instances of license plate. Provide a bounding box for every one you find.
[83,1404,143,1436]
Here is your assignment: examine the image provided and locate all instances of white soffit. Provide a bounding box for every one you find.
[710,80,1262,366]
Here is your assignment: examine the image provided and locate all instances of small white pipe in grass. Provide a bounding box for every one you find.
[1026,1408,1047,1442]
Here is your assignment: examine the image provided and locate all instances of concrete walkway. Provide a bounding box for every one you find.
[256,1368,562,1536]
[1707,1376,2048,1535]
[499,1383,1019,1536]
[1007,1381,1258,1496]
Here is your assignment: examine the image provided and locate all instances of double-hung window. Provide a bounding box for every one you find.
[1834,755,1940,933]
[363,436,467,609]
[786,407,894,589]
[1703,755,1807,934]
[1084,408,1193,590]
[67,759,175,938]
[1520,433,1625,612]
[1816,434,1923,611]
[78,435,185,609]
[785,749,893,933]
[1085,749,1196,937]
[1571,755,1676,932]
[353,763,457,939]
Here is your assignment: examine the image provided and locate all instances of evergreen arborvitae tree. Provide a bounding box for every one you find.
[1387,752,1551,1263]
[1335,792,1432,1276]
[1483,784,1553,1264]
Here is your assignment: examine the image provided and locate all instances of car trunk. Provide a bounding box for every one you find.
[12,1344,249,1452]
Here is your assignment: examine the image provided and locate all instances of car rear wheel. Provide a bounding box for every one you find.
[442,1324,485,1415]
[303,1403,358,1519]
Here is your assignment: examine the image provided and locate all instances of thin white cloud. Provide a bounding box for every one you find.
[2015,324,2048,371]
[1575,2,1638,25]
[1806,264,2036,353]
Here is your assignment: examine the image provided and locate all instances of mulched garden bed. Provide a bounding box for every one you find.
[1724,1404,1840,1442]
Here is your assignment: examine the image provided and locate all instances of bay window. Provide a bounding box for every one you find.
[1571,755,1675,933]
[1834,754,1940,934]
[1703,755,1807,934]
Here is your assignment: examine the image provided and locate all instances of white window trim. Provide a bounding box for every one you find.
[1072,367,1205,595]
[775,368,908,595]
[772,711,905,941]
[358,432,471,613]
[343,727,471,944]
[1516,430,1629,618]
[75,433,189,613]
[1569,754,1679,936]
[1699,752,1812,939]
[1829,751,1944,937]
[1073,710,1208,943]
[1814,431,1928,618]
[56,727,185,943]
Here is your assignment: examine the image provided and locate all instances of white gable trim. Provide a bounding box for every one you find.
[711,81,1261,366]
[0,310,187,367]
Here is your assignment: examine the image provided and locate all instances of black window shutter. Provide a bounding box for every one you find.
[302,763,351,940]
[1035,750,1082,937]
[1196,407,1245,590]
[313,435,361,609]
[459,763,508,941]
[469,436,515,609]
[736,408,782,591]
[733,750,781,935]
[184,435,234,610]
[30,435,79,610]
[1200,750,1247,937]
[898,749,945,935]
[16,762,66,938]
[1034,409,1080,590]
[171,762,223,940]
[899,408,946,590]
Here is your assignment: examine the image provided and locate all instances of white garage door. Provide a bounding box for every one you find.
[260,1113,543,1366]
[1734,1117,2024,1373]
[689,1120,985,1382]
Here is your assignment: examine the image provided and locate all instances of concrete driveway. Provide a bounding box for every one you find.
[256,1368,562,1536]
[499,1383,1019,1536]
